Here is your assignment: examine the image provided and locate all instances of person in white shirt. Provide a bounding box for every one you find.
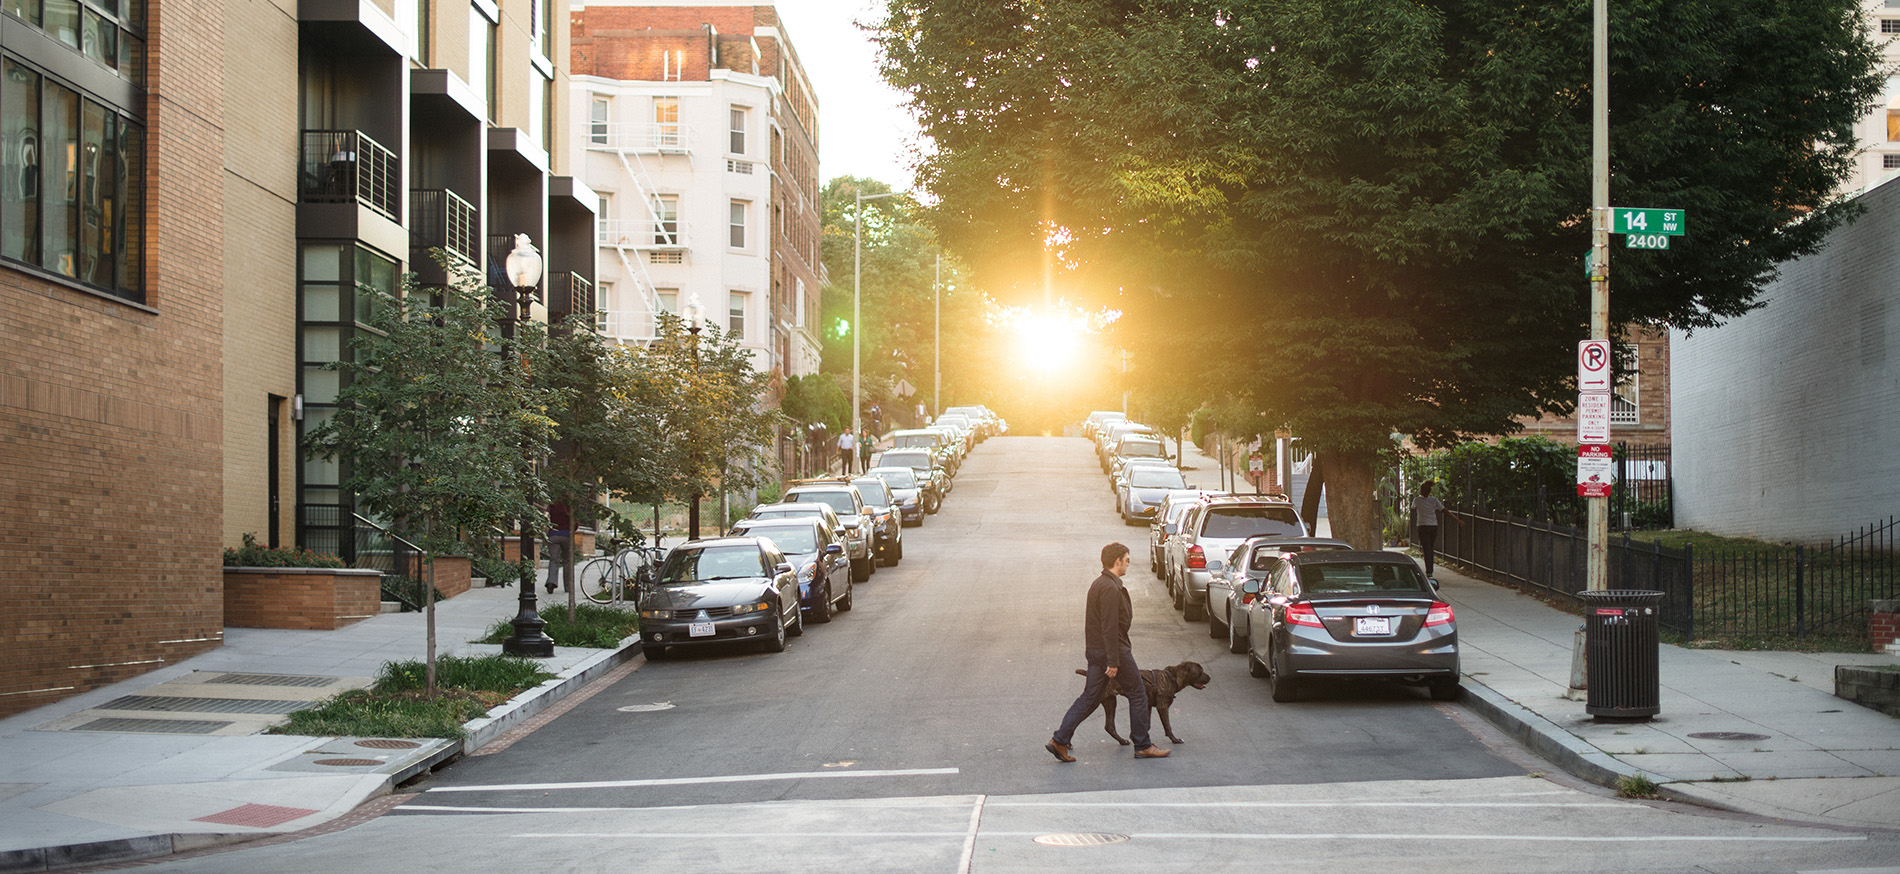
[1411,481,1460,580]
[837,428,858,475]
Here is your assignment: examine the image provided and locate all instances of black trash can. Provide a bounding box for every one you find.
[1578,589,1663,719]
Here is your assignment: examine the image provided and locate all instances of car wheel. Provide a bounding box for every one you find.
[1208,602,1226,638]
[1268,646,1300,702]
[644,645,668,662]
[925,494,941,514]
[1429,679,1462,701]
[1172,578,1186,612]
[895,539,904,560]
[1228,611,1250,654]
[1150,548,1162,572]
[838,579,853,612]
[811,582,833,623]
[760,615,787,653]
[787,604,805,638]
[852,556,872,582]
[1247,646,1269,678]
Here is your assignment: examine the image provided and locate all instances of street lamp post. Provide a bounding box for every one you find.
[933,253,940,419]
[500,233,553,658]
[853,189,900,435]
[683,294,704,539]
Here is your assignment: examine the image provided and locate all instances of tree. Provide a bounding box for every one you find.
[876,0,1881,547]
[306,264,553,691]
[641,313,784,530]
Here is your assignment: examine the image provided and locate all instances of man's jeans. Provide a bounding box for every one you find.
[1053,647,1151,749]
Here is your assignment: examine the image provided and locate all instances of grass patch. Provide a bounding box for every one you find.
[1616,775,1659,798]
[477,601,639,648]
[269,655,555,739]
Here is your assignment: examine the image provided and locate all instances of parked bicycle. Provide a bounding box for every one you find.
[579,541,666,605]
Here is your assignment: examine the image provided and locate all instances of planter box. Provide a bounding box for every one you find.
[499,528,596,562]
[426,556,471,599]
[1835,664,1900,719]
[224,567,384,630]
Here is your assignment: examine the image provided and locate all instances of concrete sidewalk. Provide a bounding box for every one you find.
[0,584,641,872]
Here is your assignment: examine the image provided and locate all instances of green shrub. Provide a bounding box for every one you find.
[376,654,554,694]
[224,532,346,569]
[477,602,638,648]
[269,655,555,739]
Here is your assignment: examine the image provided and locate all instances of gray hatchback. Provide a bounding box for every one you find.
[1241,550,1459,703]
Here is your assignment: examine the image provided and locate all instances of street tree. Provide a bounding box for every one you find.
[642,313,783,529]
[876,0,1881,547]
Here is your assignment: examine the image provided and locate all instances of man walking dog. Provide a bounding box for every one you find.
[1047,542,1170,761]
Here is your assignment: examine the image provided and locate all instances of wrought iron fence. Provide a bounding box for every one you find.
[410,188,479,265]
[1442,506,1898,641]
[300,130,400,220]
[1436,442,1671,531]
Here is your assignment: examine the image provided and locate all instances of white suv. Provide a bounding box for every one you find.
[1170,496,1307,621]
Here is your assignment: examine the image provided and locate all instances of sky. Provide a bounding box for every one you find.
[770,0,923,191]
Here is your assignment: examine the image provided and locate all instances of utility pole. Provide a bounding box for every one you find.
[1586,0,1610,593]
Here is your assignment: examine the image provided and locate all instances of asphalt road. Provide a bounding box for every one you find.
[127,436,1900,874]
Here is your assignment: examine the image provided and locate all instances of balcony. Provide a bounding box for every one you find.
[598,218,688,250]
[409,189,479,266]
[549,272,596,327]
[584,123,694,154]
[301,130,401,221]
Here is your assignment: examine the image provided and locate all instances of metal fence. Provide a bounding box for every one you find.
[1428,442,1672,531]
[1442,506,1898,640]
[300,130,400,220]
[410,188,479,265]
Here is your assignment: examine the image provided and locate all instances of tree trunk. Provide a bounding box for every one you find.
[1324,449,1384,551]
[425,553,437,697]
[1300,453,1325,533]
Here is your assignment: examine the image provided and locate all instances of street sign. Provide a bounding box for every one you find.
[1625,234,1669,250]
[1613,208,1686,236]
[1577,391,1612,443]
[1577,444,1614,498]
[1578,340,1611,392]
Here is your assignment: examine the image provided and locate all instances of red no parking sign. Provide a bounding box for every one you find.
[1577,444,1614,498]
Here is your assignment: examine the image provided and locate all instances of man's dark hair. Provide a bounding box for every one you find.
[1101,542,1130,569]
[1421,481,1436,496]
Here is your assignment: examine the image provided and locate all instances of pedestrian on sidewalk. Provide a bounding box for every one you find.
[837,427,858,475]
[545,501,573,594]
[857,429,874,472]
[1047,542,1170,762]
[1410,481,1460,581]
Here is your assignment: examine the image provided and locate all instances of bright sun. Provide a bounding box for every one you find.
[1011,310,1086,374]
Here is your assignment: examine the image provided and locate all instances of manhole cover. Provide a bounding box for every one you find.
[355,739,422,749]
[1689,731,1771,742]
[617,703,676,712]
[1033,833,1130,847]
[313,758,386,767]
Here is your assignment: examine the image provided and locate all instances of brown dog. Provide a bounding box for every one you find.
[1073,660,1211,745]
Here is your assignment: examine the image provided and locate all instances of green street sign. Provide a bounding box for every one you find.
[1626,233,1669,250]
[1613,208,1687,236]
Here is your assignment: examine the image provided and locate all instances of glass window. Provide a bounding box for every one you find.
[76,99,109,285]
[3,60,41,264]
[40,78,77,277]
[655,288,678,328]
[5,0,43,26]
[590,97,609,145]
[44,0,77,48]
[728,200,746,248]
[302,326,342,361]
[729,106,746,155]
[654,96,678,146]
[354,245,395,323]
[1202,506,1305,539]
[114,113,139,292]
[652,193,677,244]
[728,291,747,337]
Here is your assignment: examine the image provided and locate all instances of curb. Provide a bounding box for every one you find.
[1458,678,1671,790]
[2,637,645,874]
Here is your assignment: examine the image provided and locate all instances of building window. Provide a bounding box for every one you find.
[729,200,747,249]
[1611,344,1640,425]
[654,97,679,147]
[540,76,553,154]
[1884,153,1900,170]
[728,291,747,337]
[729,106,747,155]
[297,243,398,555]
[597,192,611,220]
[1884,18,1900,34]
[0,55,145,301]
[655,287,678,331]
[595,280,612,332]
[5,0,145,84]
[652,194,678,245]
[590,96,609,145]
[662,49,683,82]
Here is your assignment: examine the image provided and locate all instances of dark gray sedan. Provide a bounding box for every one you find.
[1242,551,1459,702]
[1209,536,1353,653]
[637,537,803,658]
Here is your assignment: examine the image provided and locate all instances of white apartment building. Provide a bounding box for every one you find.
[1849,0,1900,193]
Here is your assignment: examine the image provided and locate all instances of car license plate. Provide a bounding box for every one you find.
[1355,617,1392,636]
[688,622,715,638]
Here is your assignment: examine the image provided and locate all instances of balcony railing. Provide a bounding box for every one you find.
[549,272,595,325]
[598,218,688,249]
[585,122,694,153]
[301,130,400,221]
[410,189,479,266]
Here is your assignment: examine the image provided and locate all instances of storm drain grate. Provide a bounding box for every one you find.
[355,739,422,750]
[313,758,386,767]
[205,673,339,688]
[1033,833,1130,847]
[72,718,232,734]
[1688,731,1771,742]
[100,695,316,715]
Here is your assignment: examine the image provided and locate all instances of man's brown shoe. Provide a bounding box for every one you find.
[1045,739,1075,763]
[1133,745,1171,758]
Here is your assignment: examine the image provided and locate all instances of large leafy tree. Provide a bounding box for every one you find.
[640,313,784,529]
[876,0,1880,547]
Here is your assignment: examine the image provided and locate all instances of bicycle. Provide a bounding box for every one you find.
[579,542,666,605]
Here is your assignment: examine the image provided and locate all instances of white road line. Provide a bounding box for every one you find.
[987,801,1627,809]
[492,832,1864,844]
[957,795,986,874]
[426,767,960,793]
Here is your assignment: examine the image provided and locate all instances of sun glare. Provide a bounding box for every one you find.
[1008,308,1087,375]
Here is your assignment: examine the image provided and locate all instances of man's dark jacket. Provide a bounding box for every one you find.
[1083,570,1133,659]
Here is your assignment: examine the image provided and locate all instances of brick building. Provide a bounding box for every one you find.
[1,0,597,716]
[1512,325,1672,449]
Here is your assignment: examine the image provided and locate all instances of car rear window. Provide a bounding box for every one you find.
[1299,562,1427,594]
[1118,438,1165,458]
[1130,468,1186,489]
[737,525,817,554]
[1200,506,1304,539]
[882,450,932,470]
[854,480,889,504]
[659,545,767,584]
[870,467,917,488]
[894,434,939,449]
[790,490,855,517]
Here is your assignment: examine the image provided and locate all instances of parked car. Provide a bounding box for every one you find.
[1242,550,1459,702]
[1148,491,1208,574]
[783,482,878,581]
[1097,423,1159,471]
[728,517,852,622]
[747,500,847,539]
[637,537,803,658]
[1111,455,1177,492]
[850,475,904,566]
[1171,495,1309,621]
[877,448,950,503]
[1209,536,1353,652]
[888,428,958,476]
[1082,410,1127,441]
[1117,464,1190,524]
[867,464,934,523]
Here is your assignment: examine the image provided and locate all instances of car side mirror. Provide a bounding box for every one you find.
[775,562,794,577]
[1164,522,1179,535]
[1207,559,1225,572]
[841,519,860,529]
[1430,577,1441,591]
[1241,580,1262,595]
[825,544,844,556]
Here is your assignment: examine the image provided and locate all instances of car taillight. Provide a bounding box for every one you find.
[1286,602,1324,627]
[1424,601,1455,627]
[1186,545,1205,569]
